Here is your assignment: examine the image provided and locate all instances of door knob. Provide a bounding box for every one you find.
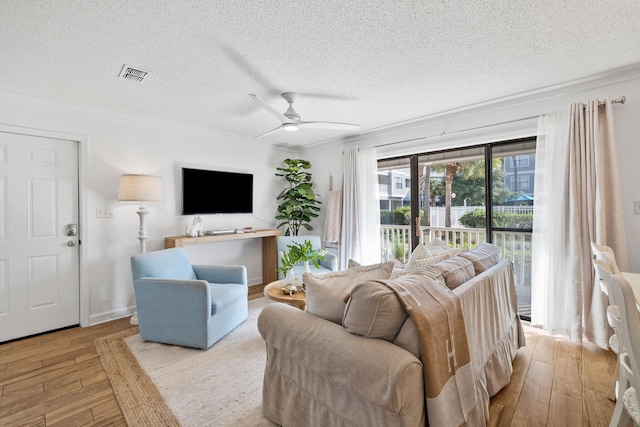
[67,241,76,247]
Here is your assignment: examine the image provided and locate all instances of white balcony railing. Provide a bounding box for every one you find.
[380,225,486,265]
[380,225,532,316]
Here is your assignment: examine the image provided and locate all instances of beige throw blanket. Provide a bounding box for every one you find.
[382,273,478,427]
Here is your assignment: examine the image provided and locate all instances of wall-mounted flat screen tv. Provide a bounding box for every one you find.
[182,167,253,215]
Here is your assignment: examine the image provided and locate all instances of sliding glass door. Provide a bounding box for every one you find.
[490,140,536,319]
[377,138,536,319]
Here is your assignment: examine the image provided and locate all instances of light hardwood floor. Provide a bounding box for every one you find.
[0,306,617,426]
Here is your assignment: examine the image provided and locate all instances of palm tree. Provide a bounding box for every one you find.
[430,159,493,227]
[443,163,463,227]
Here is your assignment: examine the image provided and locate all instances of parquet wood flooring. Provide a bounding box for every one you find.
[0,311,617,426]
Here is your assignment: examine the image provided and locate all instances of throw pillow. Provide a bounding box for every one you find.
[457,243,501,274]
[404,243,430,270]
[347,259,361,269]
[304,262,394,323]
[393,317,420,358]
[405,252,452,271]
[425,238,451,255]
[342,280,408,341]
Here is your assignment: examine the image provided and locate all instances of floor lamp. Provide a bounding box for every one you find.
[118,173,163,326]
[117,173,163,253]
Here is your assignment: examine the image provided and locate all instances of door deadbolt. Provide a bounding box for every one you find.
[67,240,76,247]
[66,224,78,236]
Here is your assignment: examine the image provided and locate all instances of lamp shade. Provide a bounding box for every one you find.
[117,174,163,203]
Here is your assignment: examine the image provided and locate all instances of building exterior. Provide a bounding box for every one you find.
[503,154,536,197]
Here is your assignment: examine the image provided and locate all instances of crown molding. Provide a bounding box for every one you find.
[309,63,640,152]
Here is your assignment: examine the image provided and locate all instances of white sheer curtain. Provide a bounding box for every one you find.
[531,97,627,346]
[340,147,381,267]
[531,110,571,335]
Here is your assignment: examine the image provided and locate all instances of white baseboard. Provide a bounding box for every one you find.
[89,306,136,326]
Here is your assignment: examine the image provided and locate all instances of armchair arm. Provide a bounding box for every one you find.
[319,252,338,272]
[134,278,211,348]
[192,264,247,285]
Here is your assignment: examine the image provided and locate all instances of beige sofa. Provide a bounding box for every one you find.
[258,243,525,426]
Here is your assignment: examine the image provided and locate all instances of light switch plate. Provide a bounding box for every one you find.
[634,201,640,215]
[96,208,114,218]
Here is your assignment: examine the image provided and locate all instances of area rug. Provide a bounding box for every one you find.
[96,298,278,426]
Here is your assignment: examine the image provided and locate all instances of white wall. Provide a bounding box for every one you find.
[0,92,296,325]
[303,66,640,273]
[3,65,639,327]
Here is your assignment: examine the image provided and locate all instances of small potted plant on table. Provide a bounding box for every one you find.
[278,239,327,295]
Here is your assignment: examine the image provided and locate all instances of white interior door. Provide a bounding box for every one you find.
[0,131,79,342]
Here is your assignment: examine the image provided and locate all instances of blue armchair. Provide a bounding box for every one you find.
[277,235,338,279]
[130,247,248,349]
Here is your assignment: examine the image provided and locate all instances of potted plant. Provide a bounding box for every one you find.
[275,158,321,236]
[277,239,328,292]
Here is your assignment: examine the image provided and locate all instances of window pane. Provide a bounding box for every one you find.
[491,141,536,230]
[418,146,487,248]
[378,158,412,267]
[491,139,536,320]
[377,139,535,321]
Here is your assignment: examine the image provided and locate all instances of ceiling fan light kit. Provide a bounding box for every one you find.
[250,92,360,139]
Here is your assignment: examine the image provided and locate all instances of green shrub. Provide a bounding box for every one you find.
[394,240,406,259]
[393,206,412,225]
[459,208,533,229]
[496,213,533,229]
[380,210,393,224]
[459,208,486,228]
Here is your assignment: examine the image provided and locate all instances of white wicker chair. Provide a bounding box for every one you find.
[592,241,623,401]
[595,262,640,427]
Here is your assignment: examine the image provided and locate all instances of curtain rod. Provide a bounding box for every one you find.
[375,115,538,149]
[594,95,626,106]
[375,95,627,149]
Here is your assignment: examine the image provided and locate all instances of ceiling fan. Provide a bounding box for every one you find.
[249,92,360,139]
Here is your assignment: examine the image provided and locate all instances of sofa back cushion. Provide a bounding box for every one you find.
[423,256,476,290]
[342,281,408,341]
[457,243,501,274]
[304,262,394,323]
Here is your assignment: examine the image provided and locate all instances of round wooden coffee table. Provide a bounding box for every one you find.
[263,280,306,310]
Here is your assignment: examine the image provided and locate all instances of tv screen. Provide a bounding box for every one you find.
[182,168,253,215]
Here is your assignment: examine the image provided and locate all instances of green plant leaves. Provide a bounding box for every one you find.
[275,158,322,236]
[277,239,328,274]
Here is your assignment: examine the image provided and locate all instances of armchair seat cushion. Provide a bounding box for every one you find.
[209,282,247,315]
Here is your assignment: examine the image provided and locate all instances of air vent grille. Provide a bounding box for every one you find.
[119,64,150,82]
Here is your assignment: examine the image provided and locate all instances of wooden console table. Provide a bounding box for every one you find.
[165,229,281,284]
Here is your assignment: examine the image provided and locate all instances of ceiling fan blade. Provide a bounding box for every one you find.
[254,125,283,140]
[298,121,360,131]
[249,94,287,123]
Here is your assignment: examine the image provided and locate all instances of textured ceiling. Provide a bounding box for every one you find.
[2,1,640,147]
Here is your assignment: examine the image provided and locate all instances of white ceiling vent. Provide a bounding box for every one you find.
[118,64,151,82]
